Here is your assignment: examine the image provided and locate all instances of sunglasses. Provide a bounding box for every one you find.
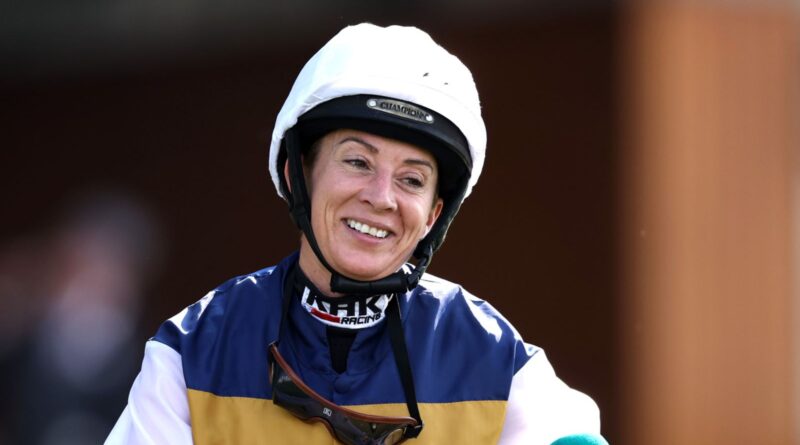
[269,343,419,445]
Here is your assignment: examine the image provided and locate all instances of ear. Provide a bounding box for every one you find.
[283,159,292,194]
[423,197,444,238]
[284,155,313,197]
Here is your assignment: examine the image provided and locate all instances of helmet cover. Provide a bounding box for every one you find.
[269,23,487,202]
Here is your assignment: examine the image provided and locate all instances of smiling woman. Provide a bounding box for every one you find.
[105,23,603,445]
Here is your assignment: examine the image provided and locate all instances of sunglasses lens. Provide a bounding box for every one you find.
[330,422,406,445]
[382,428,406,445]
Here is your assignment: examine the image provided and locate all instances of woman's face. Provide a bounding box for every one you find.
[297,129,443,284]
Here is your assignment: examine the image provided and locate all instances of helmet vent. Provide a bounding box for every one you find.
[366,98,434,124]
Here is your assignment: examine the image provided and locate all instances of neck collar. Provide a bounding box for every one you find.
[294,267,392,330]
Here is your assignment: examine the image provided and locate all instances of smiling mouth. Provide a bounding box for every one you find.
[345,219,390,239]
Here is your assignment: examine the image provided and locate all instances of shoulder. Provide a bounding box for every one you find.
[414,272,525,339]
[151,255,295,354]
[500,350,601,443]
[416,271,516,317]
[416,274,602,439]
[146,255,297,397]
[105,340,193,444]
[415,271,505,316]
[411,272,539,372]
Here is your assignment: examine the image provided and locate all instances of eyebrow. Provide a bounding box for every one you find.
[338,136,435,172]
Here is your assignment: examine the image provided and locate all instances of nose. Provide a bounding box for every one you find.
[360,171,397,212]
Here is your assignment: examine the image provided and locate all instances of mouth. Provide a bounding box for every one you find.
[345,218,391,239]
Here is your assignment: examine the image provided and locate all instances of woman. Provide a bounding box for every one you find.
[107,23,601,444]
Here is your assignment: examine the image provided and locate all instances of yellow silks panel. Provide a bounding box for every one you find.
[188,389,507,444]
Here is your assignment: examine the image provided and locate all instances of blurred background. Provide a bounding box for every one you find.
[1,0,797,443]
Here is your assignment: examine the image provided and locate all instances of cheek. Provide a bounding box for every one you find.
[405,204,434,237]
[308,168,333,205]
[310,174,351,229]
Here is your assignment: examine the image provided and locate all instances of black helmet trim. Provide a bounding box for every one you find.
[279,95,471,199]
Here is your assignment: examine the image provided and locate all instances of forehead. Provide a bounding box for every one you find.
[320,129,438,166]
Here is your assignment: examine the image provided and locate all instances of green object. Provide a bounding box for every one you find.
[551,433,610,445]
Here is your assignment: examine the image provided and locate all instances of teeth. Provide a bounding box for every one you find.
[347,219,389,239]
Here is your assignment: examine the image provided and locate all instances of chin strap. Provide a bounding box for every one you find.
[284,128,435,296]
[387,293,424,438]
[329,245,432,294]
[285,129,335,273]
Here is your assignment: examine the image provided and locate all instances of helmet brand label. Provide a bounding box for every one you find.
[367,98,434,124]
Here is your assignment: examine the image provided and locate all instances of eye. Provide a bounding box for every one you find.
[344,158,369,169]
[401,176,425,189]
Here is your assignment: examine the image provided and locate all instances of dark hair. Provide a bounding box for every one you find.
[302,138,323,170]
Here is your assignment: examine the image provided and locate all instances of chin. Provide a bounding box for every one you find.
[338,265,391,282]
[334,255,399,282]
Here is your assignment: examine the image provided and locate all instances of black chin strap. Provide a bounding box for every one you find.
[284,128,434,295]
[285,129,335,274]
[329,246,431,295]
[386,293,424,438]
